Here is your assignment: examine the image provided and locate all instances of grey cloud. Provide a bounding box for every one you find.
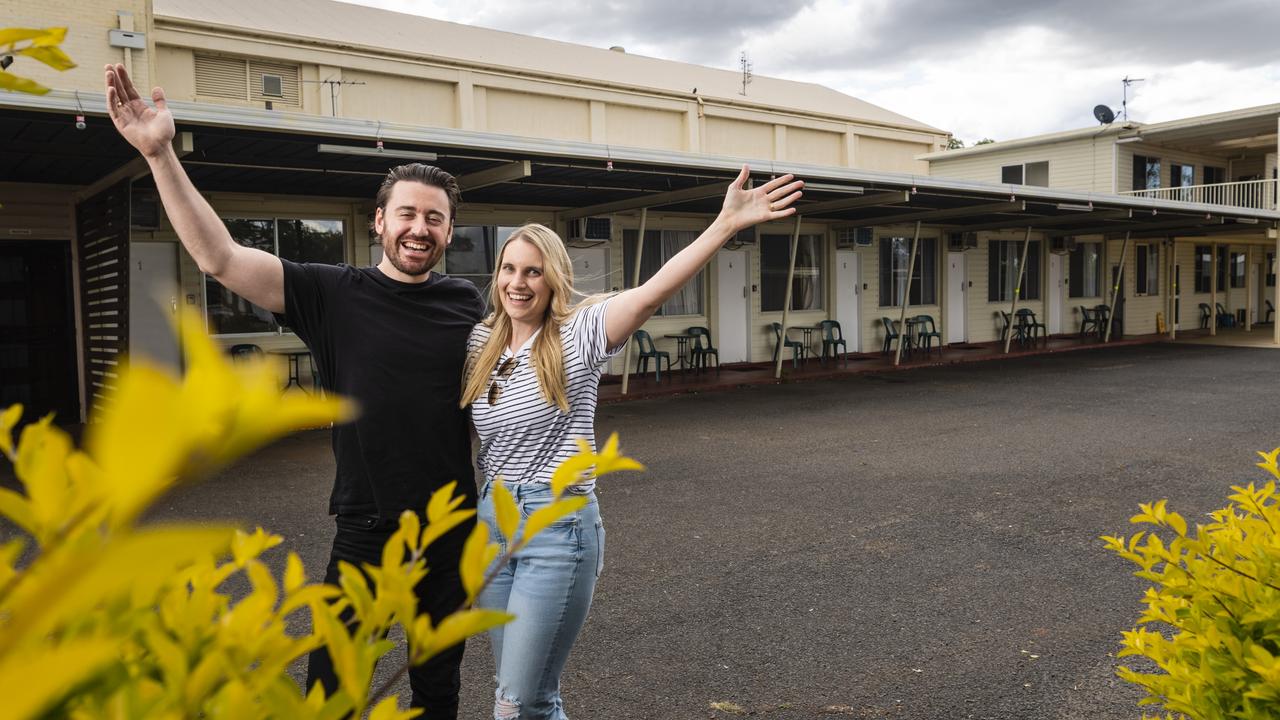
[775,0,1280,73]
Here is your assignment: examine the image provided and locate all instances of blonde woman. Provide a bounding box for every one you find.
[461,166,802,719]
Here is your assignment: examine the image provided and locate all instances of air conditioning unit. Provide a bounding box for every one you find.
[947,231,979,252]
[1050,236,1078,254]
[835,227,873,248]
[567,216,611,247]
[261,74,283,98]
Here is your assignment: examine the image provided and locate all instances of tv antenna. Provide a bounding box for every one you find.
[301,77,367,116]
[739,51,753,96]
[1121,76,1144,121]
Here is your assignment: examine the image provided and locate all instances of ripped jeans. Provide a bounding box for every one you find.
[477,480,604,720]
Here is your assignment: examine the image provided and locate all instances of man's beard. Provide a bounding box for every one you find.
[382,232,438,277]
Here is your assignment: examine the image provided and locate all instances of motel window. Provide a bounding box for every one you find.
[1000,161,1049,187]
[446,225,520,299]
[1268,252,1275,287]
[1170,163,1194,188]
[761,233,824,312]
[1230,251,1246,288]
[1132,155,1161,190]
[1194,245,1212,293]
[1068,241,1102,297]
[624,229,705,316]
[1218,246,1230,290]
[987,240,1040,302]
[1204,166,1226,185]
[1134,244,1159,295]
[878,237,937,307]
[206,217,345,335]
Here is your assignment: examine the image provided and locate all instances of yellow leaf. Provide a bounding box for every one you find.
[550,453,595,497]
[0,71,51,96]
[232,527,283,567]
[522,496,588,542]
[426,481,465,523]
[0,638,120,720]
[284,551,307,594]
[0,403,21,457]
[15,45,75,72]
[0,27,66,46]
[0,487,35,536]
[368,696,424,720]
[491,481,519,543]
[418,609,513,661]
[460,523,497,603]
[397,510,421,552]
[419,509,475,550]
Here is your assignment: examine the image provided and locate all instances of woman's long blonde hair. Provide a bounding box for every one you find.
[460,223,583,412]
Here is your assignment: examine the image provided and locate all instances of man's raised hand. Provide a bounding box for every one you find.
[105,63,175,160]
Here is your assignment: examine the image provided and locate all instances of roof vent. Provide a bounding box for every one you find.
[609,46,625,53]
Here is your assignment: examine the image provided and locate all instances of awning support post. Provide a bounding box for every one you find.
[619,207,648,395]
[1105,232,1130,343]
[774,214,803,379]
[893,221,923,366]
[1003,226,1033,354]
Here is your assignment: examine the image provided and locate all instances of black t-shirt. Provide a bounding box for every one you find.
[276,260,485,521]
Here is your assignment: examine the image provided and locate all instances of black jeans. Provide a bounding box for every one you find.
[306,512,474,717]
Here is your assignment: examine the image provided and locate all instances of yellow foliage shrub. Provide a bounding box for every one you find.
[0,312,640,719]
[1103,449,1280,720]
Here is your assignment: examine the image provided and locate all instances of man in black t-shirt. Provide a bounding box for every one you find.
[106,63,482,717]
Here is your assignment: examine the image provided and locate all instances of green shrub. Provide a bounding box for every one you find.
[1103,448,1280,720]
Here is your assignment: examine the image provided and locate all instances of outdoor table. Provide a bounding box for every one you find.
[787,325,817,360]
[902,317,923,358]
[270,347,312,392]
[662,333,694,371]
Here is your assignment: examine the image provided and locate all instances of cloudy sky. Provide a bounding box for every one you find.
[341,0,1279,145]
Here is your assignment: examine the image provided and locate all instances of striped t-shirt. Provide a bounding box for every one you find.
[468,299,623,487]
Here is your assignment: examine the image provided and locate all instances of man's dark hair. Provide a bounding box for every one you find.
[374,163,461,220]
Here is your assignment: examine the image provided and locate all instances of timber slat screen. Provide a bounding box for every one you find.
[76,180,130,419]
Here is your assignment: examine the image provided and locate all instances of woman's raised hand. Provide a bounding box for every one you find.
[718,165,804,233]
[105,63,175,160]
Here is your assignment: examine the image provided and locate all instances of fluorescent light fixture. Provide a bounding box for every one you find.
[1056,202,1094,211]
[1233,217,1260,224]
[317,143,438,161]
[1115,136,1144,144]
[802,182,864,194]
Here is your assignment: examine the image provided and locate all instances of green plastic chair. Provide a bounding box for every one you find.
[1197,303,1212,329]
[1079,305,1101,338]
[631,330,671,381]
[818,320,847,366]
[913,315,943,355]
[879,317,900,355]
[687,326,719,374]
[770,323,804,368]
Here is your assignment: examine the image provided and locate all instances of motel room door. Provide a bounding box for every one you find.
[835,250,861,352]
[129,242,182,372]
[1047,253,1067,334]
[715,249,749,363]
[946,252,966,343]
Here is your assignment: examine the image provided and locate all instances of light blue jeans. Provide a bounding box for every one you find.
[477,481,604,720]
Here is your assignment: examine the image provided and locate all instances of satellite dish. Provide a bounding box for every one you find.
[1093,105,1116,124]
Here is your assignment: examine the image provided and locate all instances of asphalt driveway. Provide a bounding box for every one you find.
[29,342,1280,719]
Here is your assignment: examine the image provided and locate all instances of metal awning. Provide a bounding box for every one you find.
[3,89,1278,237]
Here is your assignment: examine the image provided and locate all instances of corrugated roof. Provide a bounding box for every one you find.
[152,0,945,134]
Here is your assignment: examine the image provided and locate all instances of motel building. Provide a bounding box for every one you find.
[2,0,1278,423]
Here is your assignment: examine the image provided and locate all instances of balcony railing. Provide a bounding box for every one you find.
[1122,178,1278,210]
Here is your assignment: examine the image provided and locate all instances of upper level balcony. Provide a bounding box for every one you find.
[1122,178,1277,210]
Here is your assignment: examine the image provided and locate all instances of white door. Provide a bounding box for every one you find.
[946,252,967,343]
[834,250,861,352]
[715,249,749,363]
[129,242,181,371]
[1047,253,1065,334]
[568,247,609,294]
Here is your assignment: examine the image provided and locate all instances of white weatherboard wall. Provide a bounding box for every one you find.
[929,136,1116,193]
